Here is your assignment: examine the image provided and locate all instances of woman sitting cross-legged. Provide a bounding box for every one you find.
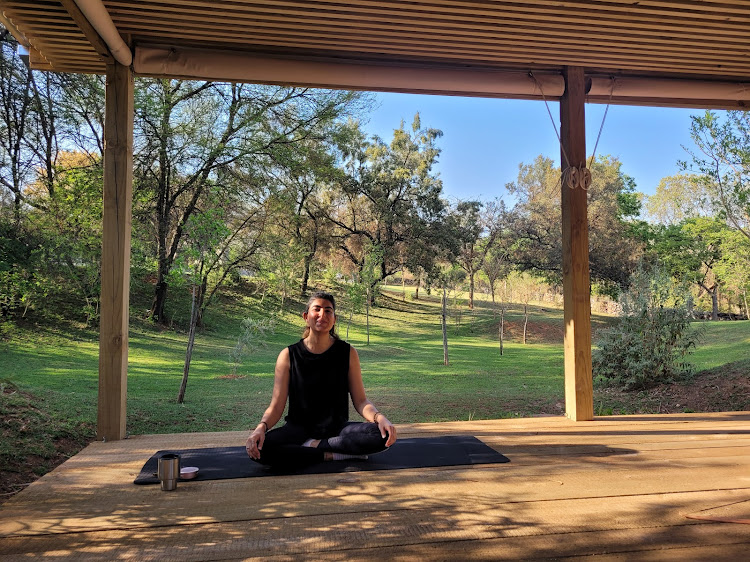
[245,291,397,467]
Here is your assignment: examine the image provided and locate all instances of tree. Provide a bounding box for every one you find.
[505,155,561,279]
[1,31,106,324]
[507,271,540,344]
[343,277,367,340]
[177,205,231,403]
[257,237,304,309]
[454,199,505,309]
[194,186,272,323]
[651,217,728,320]
[481,206,516,304]
[0,32,36,222]
[684,110,750,242]
[228,317,276,377]
[272,136,340,295]
[25,152,104,324]
[134,79,361,323]
[359,243,384,345]
[645,173,712,225]
[433,265,465,366]
[329,114,448,287]
[507,154,644,291]
[712,228,750,318]
[1,33,104,222]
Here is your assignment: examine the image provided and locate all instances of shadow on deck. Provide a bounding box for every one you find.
[1,412,749,560]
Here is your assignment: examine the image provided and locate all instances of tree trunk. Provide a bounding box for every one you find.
[301,254,312,296]
[469,272,475,309]
[711,286,719,321]
[178,283,200,403]
[743,289,748,321]
[441,287,449,365]
[523,303,529,344]
[366,284,370,345]
[151,278,169,324]
[499,305,505,356]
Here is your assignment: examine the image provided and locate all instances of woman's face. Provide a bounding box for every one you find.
[304,298,336,334]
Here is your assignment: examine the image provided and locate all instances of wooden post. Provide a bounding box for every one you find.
[560,66,594,421]
[97,61,133,441]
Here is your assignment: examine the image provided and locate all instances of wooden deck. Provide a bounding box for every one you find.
[1,412,749,560]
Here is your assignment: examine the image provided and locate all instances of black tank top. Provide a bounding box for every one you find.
[285,338,351,437]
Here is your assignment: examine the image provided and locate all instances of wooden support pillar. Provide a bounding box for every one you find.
[97,61,133,441]
[560,66,594,421]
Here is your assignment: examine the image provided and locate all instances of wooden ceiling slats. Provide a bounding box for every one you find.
[107,8,750,51]
[116,11,749,62]
[2,1,750,79]
[125,24,750,67]
[108,0,750,22]
[105,0,750,33]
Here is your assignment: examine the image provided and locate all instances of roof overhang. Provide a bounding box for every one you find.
[2,1,750,108]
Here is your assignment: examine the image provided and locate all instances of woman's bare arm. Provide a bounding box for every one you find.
[246,348,290,459]
[348,346,397,446]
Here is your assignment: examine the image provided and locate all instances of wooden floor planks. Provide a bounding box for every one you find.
[1,412,749,560]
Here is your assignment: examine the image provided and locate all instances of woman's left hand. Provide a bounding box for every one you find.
[376,415,397,447]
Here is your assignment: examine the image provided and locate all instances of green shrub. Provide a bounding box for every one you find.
[593,265,702,390]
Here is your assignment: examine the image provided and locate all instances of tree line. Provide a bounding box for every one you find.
[2,31,749,332]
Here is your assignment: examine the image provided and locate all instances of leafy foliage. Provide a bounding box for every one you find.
[683,110,750,242]
[593,265,703,390]
[506,155,644,289]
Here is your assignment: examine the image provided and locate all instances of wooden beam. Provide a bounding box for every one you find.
[135,45,565,100]
[58,0,113,63]
[560,66,593,422]
[97,61,133,441]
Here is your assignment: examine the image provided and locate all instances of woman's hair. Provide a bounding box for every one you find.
[302,291,339,339]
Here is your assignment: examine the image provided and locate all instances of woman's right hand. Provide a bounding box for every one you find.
[245,426,266,460]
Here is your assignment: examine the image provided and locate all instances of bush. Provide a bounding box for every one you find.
[593,265,702,390]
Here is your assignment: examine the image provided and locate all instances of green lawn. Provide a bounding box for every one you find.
[689,320,750,370]
[1,286,748,439]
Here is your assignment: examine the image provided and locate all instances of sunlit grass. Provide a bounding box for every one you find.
[1,286,748,437]
[688,320,750,370]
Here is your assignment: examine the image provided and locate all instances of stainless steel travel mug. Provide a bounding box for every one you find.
[157,453,180,491]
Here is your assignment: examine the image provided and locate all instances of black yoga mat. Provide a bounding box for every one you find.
[134,435,509,484]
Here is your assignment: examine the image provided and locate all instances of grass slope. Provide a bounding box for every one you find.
[1,284,748,500]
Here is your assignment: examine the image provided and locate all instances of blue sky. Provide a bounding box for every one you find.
[361,92,705,203]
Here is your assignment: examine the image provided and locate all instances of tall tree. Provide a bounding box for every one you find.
[454,198,505,308]
[329,115,448,286]
[0,32,35,221]
[712,228,750,317]
[645,173,712,225]
[481,211,515,304]
[651,217,727,320]
[684,110,750,242]
[272,136,341,295]
[133,79,360,322]
[507,154,644,291]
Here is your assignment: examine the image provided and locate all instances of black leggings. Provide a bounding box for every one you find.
[256,421,389,467]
